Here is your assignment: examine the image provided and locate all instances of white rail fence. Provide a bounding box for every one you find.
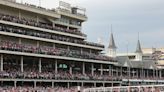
[83,84,164,92]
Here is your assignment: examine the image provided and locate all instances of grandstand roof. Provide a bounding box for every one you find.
[117,56,132,67]
[117,56,156,69]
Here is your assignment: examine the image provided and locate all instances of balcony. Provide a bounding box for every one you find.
[0,24,104,50]
[0,40,115,63]
[0,13,87,38]
[0,0,60,18]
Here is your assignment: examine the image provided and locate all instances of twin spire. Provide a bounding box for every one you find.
[108,32,117,49]
[108,25,142,54]
[108,25,117,49]
[135,32,142,53]
[135,39,142,53]
[107,25,117,57]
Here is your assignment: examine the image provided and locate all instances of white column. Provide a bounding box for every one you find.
[143,69,145,78]
[120,66,122,77]
[94,83,96,87]
[116,67,119,77]
[156,69,158,78]
[138,87,141,92]
[69,66,72,74]
[103,83,105,87]
[160,70,162,78]
[52,23,55,28]
[53,44,55,48]
[82,62,85,75]
[100,64,103,75]
[109,65,111,76]
[81,82,84,87]
[39,58,41,73]
[67,46,70,51]
[67,26,69,30]
[34,81,36,88]
[67,82,70,88]
[90,49,92,54]
[129,67,131,78]
[136,69,138,78]
[21,56,23,72]
[81,48,83,54]
[140,69,142,78]
[52,82,54,88]
[14,81,17,88]
[132,70,134,77]
[91,63,94,76]
[147,69,149,78]
[55,60,58,73]
[37,41,39,47]
[111,83,113,87]
[153,69,155,78]
[36,15,39,23]
[18,10,21,19]
[111,67,113,77]
[1,54,3,71]
[18,38,21,44]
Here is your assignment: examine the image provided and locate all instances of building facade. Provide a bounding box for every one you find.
[0,0,163,91]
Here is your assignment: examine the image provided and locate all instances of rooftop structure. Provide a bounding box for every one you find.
[135,40,142,53]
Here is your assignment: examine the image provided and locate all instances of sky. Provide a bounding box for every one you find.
[16,0,164,53]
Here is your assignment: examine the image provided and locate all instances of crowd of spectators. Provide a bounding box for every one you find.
[0,13,88,37]
[0,66,119,81]
[0,64,163,91]
[0,86,80,92]
[0,86,163,92]
[1,62,162,82]
[111,87,161,92]
[0,62,121,81]
[0,24,104,48]
[0,40,113,61]
[1,63,162,81]
[7,0,54,12]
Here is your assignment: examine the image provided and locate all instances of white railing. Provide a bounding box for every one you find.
[83,84,164,92]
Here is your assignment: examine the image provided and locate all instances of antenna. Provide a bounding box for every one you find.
[138,32,139,41]
[111,24,113,33]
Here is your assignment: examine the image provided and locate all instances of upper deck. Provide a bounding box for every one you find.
[0,0,105,53]
[0,0,87,21]
[0,0,60,18]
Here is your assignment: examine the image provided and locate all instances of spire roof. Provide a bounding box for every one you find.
[135,40,142,53]
[108,32,117,49]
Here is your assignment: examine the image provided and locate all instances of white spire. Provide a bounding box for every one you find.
[107,24,117,58]
[135,33,143,61]
[108,24,117,49]
[135,33,142,53]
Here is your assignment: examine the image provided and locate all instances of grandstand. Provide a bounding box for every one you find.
[0,0,163,91]
[83,84,164,92]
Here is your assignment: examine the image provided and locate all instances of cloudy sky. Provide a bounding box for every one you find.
[16,0,164,53]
